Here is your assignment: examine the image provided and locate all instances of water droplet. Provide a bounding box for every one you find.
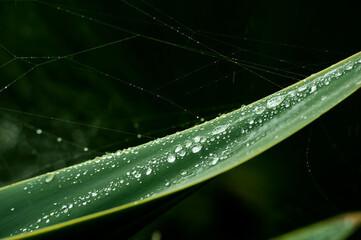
[146,168,152,175]
[267,95,285,108]
[346,64,353,70]
[212,125,228,135]
[335,71,342,78]
[194,136,201,143]
[298,85,307,92]
[185,140,192,148]
[84,147,88,152]
[134,171,142,178]
[177,150,186,157]
[174,145,183,152]
[321,96,328,101]
[167,153,176,163]
[191,144,202,153]
[310,85,317,93]
[10,208,15,211]
[36,129,42,134]
[45,173,55,183]
[249,119,254,124]
[137,134,142,139]
[209,156,219,166]
[56,137,62,142]
[200,136,207,143]
[254,106,266,114]
[288,91,296,97]
[180,170,187,175]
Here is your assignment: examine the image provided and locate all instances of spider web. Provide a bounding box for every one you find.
[0,0,359,238]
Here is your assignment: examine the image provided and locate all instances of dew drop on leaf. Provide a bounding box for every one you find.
[185,140,192,148]
[212,125,228,135]
[310,85,317,93]
[191,144,202,153]
[194,136,201,143]
[267,95,285,108]
[133,171,141,178]
[346,64,353,70]
[167,153,176,163]
[254,106,266,114]
[174,145,183,153]
[45,173,55,183]
[200,136,207,143]
[146,168,152,175]
[177,149,186,157]
[298,85,307,92]
[209,156,219,166]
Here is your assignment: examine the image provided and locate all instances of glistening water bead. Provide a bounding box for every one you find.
[167,153,176,163]
[45,173,55,183]
[146,168,152,175]
[212,125,229,135]
[209,155,219,166]
[174,145,183,153]
[267,95,285,108]
[254,106,266,114]
[191,144,202,153]
[310,85,317,93]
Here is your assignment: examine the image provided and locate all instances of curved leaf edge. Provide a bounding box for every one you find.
[271,211,361,240]
[2,51,361,239]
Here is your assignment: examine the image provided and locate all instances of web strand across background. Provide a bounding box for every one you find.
[0,0,360,239]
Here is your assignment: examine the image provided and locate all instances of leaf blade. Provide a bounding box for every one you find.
[1,52,361,239]
[272,212,361,240]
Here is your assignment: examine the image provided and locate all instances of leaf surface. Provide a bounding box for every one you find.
[272,212,361,240]
[1,52,361,239]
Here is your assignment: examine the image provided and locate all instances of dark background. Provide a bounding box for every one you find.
[0,0,360,239]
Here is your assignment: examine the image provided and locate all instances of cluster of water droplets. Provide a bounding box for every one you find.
[77,54,361,193]
[7,55,361,237]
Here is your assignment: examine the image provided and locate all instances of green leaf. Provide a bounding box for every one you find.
[272,212,361,240]
[1,52,361,239]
